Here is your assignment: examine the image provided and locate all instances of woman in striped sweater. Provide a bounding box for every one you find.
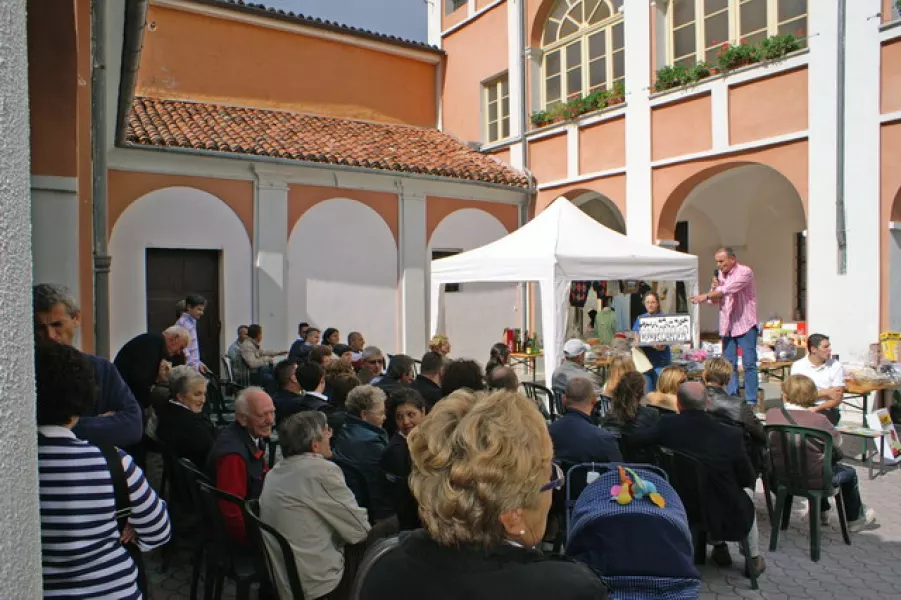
[36,342,171,599]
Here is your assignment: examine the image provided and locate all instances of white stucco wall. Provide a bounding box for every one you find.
[0,0,43,594]
[430,209,519,363]
[108,187,253,355]
[288,199,399,353]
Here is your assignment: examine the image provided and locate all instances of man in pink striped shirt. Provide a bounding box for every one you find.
[690,247,759,403]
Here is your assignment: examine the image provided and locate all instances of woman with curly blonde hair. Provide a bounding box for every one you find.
[602,353,637,396]
[428,334,451,357]
[357,389,609,600]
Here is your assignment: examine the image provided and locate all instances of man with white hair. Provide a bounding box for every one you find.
[33,283,143,447]
[114,325,191,411]
[207,386,275,544]
[551,338,603,400]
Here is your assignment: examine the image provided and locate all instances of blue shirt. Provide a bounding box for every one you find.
[633,312,673,369]
[549,409,622,465]
[73,354,143,447]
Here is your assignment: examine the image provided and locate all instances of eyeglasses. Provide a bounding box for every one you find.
[365,358,385,365]
[540,462,565,492]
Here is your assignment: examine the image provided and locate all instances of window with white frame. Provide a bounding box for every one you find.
[446,0,466,15]
[669,0,807,67]
[541,0,625,109]
[483,75,511,144]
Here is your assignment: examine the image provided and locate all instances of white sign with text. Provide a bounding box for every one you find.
[637,314,692,346]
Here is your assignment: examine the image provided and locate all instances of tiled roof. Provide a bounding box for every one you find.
[126,97,529,188]
[195,0,442,54]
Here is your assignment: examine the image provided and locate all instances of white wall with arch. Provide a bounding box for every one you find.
[109,186,253,355]
[430,208,519,363]
[572,191,626,234]
[288,199,398,353]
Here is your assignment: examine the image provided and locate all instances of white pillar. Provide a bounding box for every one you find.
[399,189,427,357]
[427,0,442,47]
[507,0,524,143]
[624,0,653,241]
[0,0,43,595]
[253,173,290,350]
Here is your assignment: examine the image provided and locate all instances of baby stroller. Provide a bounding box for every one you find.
[566,464,701,600]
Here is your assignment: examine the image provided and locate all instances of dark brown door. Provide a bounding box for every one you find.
[146,249,221,378]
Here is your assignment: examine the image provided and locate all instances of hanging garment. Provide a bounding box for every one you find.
[570,281,591,307]
[612,295,632,332]
[658,281,678,314]
[595,308,617,346]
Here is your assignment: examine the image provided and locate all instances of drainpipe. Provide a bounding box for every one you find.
[518,0,533,332]
[836,0,847,274]
[116,0,149,146]
[91,0,111,357]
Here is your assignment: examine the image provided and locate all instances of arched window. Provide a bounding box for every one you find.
[541,0,625,108]
[669,0,807,67]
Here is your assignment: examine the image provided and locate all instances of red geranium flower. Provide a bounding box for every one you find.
[796,29,804,36]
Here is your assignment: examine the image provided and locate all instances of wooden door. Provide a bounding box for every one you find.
[146,249,221,377]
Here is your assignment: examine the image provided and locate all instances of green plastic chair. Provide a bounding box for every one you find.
[764,424,852,562]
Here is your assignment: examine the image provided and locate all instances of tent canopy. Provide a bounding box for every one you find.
[430,198,700,386]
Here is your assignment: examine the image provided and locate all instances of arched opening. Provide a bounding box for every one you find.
[673,164,806,334]
[570,190,626,234]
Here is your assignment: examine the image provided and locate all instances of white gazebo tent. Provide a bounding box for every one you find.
[429,198,700,385]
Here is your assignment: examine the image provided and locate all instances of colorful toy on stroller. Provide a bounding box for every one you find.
[566,464,701,599]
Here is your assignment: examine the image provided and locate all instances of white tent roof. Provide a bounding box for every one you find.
[430,197,698,284]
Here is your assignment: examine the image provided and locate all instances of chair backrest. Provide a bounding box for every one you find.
[197,481,241,548]
[245,499,306,600]
[764,424,836,493]
[332,456,371,515]
[412,359,421,377]
[221,355,235,384]
[656,448,708,527]
[521,381,561,420]
[174,457,211,517]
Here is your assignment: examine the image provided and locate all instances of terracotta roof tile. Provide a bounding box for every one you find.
[127,97,529,188]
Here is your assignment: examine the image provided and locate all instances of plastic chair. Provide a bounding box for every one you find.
[206,368,236,426]
[657,447,759,590]
[521,381,560,421]
[174,458,212,600]
[765,424,852,562]
[245,499,306,600]
[196,482,265,600]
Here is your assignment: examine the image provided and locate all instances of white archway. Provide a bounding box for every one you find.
[288,199,398,352]
[430,208,518,363]
[109,186,253,355]
[571,191,626,234]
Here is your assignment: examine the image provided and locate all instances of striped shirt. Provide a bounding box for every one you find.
[712,262,758,338]
[176,312,201,369]
[38,426,171,599]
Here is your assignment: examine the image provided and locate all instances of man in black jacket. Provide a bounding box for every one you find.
[114,326,190,410]
[273,360,338,425]
[634,381,765,575]
[703,357,766,470]
[410,351,443,408]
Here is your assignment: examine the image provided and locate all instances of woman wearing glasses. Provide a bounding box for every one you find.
[357,389,609,600]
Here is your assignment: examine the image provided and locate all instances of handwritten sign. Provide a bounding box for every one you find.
[636,314,692,346]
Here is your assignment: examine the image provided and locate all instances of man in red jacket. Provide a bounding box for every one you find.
[207,386,274,543]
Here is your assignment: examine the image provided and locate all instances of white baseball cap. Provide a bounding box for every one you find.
[563,338,591,358]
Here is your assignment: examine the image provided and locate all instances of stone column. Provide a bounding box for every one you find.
[253,172,290,351]
[399,189,428,357]
[624,0,653,241]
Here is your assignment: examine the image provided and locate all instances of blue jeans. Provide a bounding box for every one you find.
[643,367,665,394]
[821,463,863,520]
[723,326,758,403]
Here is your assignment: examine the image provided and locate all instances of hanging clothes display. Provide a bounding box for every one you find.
[630,282,652,324]
[569,281,591,307]
[611,294,632,332]
[595,307,616,346]
[657,281,678,314]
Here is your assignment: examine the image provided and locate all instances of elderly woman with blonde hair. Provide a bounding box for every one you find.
[428,334,451,357]
[357,389,609,600]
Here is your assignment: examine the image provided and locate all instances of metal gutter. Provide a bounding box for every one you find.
[91,0,111,357]
[836,0,847,274]
[116,0,149,146]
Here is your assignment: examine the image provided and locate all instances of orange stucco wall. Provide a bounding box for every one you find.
[529,132,568,184]
[653,140,809,240]
[729,68,808,145]
[880,123,901,327]
[527,0,554,47]
[426,197,519,242]
[536,174,627,216]
[579,117,626,174]
[108,171,255,240]
[881,40,901,114]
[28,0,77,178]
[442,4,509,143]
[476,0,499,10]
[884,0,897,25]
[651,95,713,161]
[487,148,512,166]
[288,186,399,243]
[137,5,437,127]
[443,1,469,30]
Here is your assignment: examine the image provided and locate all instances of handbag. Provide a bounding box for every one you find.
[99,445,148,597]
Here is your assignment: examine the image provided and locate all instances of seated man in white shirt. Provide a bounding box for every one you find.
[789,334,844,425]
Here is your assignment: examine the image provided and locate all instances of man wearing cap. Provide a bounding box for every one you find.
[551,339,603,400]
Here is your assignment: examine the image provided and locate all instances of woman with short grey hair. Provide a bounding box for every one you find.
[155,365,216,468]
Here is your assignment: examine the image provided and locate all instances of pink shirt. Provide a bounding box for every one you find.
[712,262,758,337]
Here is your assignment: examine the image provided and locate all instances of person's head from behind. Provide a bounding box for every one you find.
[642,291,660,315]
[440,359,485,397]
[304,327,321,345]
[329,373,361,410]
[297,322,310,338]
[332,344,354,366]
[35,342,96,427]
[235,387,275,438]
[782,374,818,408]
[171,366,208,413]
[346,385,387,428]
[348,331,365,352]
[247,324,263,344]
[360,346,385,372]
[563,377,595,413]
[325,358,354,386]
[429,334,451,356]
[714,246,738,275]
[419,351,443,383]
[275,360,301,393]
[657,365,687,395]
[562,338,590,366]
[185,294,207,320]
[676,381,708,413]
[807,333,832,364]
[702,357,733,388]
[33,283,81,346]
[408,389,557,549]
[308,344,333,367]
[322,327,340,347]
[162,325,191,356]
[386,354,415,384]
[237,325,249,343]
[607,354,637,390]
[486,366,519,392]
[488,342,511,368]
[296,362,325,394]
[610,371,646,422]
[388,388,427,436]
[280,411,332,459]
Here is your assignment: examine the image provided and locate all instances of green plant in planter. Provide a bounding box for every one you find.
[757,31,804,60]
[611,81,626,103]
[716,41,760,72]
[530,110,551,127]
[653,62,711,92]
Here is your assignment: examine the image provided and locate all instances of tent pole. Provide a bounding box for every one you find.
[519,202,530,334]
